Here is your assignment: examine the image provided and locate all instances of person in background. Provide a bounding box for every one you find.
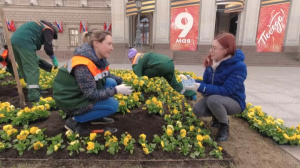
[53,30,133,135]
[128,48,197,101]
[182,32,247,142]
[0,44,26,87]
[10,20,59,102]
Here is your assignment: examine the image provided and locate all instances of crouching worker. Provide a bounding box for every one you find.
[182,33,247,142]
[53,31,133,135]
[0,44,26,87]
[128,48,197,100]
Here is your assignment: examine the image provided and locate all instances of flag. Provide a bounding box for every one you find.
[85,22,88,32]
[55,21,63,33]
[108,23,112,31]
[82,22,86,32]
[80,21,83,33]
[6,19,11,31]
[103,22,107,31]
[10,20,16,32]
[61,21,63,32]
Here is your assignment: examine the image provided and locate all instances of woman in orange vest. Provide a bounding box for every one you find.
[0,44,26,87]
[53,31,133,135]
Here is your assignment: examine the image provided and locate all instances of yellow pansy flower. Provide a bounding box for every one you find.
[197,135,203,141]
[33,141,43,150]
[166,128,173,136]
[180,129,186,138]
[87,142,95,151]
[119,100,126,106]
[30,126,39,134]
[139,134,146,141]
[90,133,97,141]
[198,141,203,148]
[190,126,195,132]
[161,141,164,148]
[143,147,149,154]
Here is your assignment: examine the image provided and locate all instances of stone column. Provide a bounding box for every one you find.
[239,0,261,52]
[153,0,170,49]
[198,0,216,46]
[284,0,300,52]
[111,0,128,45]
[110,0,129,63]
[236,10,246,47]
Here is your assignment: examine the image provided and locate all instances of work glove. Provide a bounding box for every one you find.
[179,74,188,80]
[115,84,133,95]
[50,55,59,68]
[182,75,200,92]
[183,83,200,93]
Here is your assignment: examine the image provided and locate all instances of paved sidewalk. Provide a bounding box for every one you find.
[57,61,300,161]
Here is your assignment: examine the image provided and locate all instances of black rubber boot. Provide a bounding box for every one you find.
[65,117,90,136]
[217,123,229,142]
[210,116,220,128]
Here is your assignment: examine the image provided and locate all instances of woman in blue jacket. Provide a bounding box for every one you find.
[182,33,247,142]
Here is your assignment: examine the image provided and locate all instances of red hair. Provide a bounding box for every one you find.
[204,32,236,67]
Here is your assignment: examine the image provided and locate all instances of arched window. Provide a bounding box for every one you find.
[140,16,149,45]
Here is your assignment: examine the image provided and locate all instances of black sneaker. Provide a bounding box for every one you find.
[65,117,90,136]
[91,117,114,125]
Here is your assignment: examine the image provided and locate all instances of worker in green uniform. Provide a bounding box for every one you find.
[0,44,26,87]
[10,20,59,102]
[128,48,197,100]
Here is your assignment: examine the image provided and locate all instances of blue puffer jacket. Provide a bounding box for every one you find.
[197,49,247,111]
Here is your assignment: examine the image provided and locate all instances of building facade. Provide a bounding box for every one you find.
[0,0,111,60]
[111,0,300,65]
[0,0,300,65]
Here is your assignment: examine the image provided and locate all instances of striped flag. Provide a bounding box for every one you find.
[55,21,63,33]
[6,19,11,31]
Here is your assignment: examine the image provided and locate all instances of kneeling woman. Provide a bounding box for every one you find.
[183,33,247,142]
[53,31,133,135]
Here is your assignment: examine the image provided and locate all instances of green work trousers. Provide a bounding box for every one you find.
[5,60,23,79]
[143,60,196,98]
[12,44,40,102]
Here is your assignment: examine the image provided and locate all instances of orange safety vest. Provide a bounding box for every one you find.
[0,49,8,67]
[65,56,109,80]
[35,21,55,34]
[132,53,144,65]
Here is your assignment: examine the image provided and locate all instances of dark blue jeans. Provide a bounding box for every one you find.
[74,78,119,122]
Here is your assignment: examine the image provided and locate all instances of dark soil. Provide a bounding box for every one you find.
[0,76,52,108]
[3,77,299,168]
[0,77,232,168]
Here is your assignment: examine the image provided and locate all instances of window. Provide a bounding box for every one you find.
[140,16,149,45]
[69,28,79,47]
[0,28,5,46]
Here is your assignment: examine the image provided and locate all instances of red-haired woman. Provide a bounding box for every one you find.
[182,33,247,141]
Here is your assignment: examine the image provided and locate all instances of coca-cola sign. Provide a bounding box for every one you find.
[256,3,290,52]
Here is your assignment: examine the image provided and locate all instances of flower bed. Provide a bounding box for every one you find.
[0,69,229,161]
[235,103,300,146]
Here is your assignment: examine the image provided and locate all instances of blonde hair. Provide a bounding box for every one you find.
[82,30,112,47]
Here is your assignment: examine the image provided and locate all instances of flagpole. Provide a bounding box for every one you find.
[0,7,26,108]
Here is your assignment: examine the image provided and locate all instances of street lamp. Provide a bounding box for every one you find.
[134,0,143,48]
